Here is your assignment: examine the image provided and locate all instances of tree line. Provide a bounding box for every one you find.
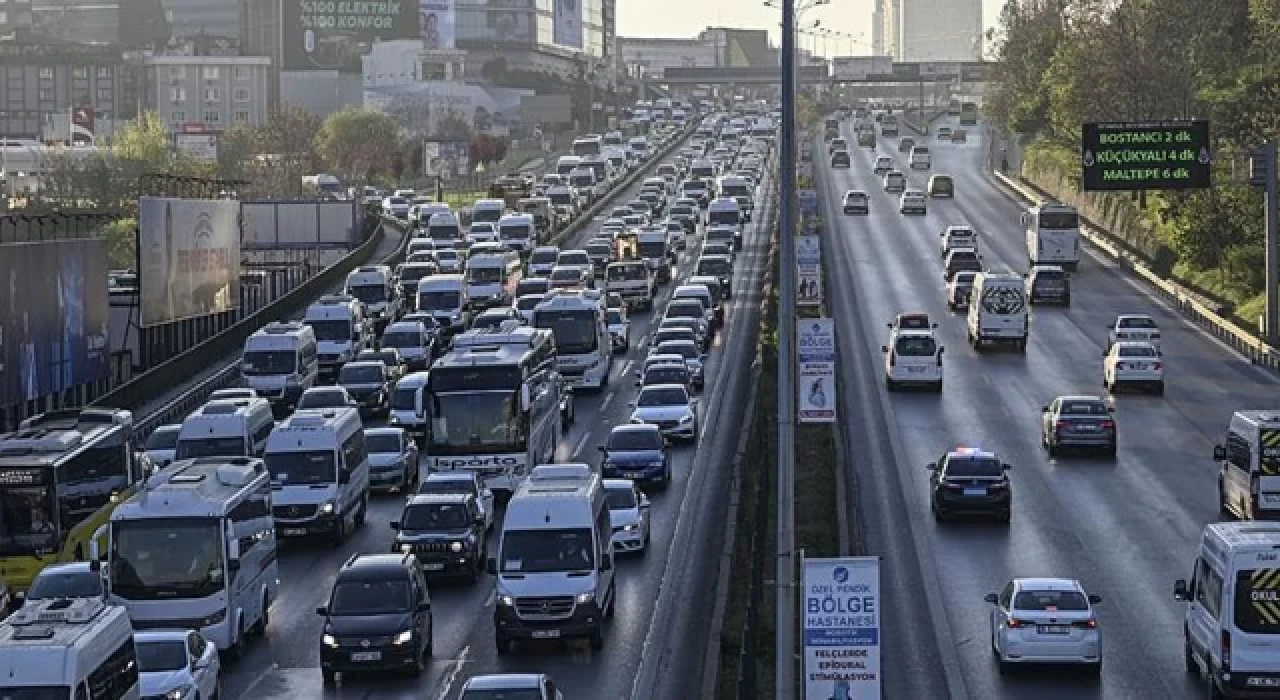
[985,0,1280,320]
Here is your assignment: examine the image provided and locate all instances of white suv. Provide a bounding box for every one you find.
[881,327,943,392]
[899,190,927,215]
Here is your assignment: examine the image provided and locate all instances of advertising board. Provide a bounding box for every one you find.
[0,239,110,405]
[281,0,421,70]
[797,318,835,423]
[802,556,881,699]
[175,133,218,161]
[419,0,455,49]
[552,0,582,48]
[1081,120,1212,191]
[241,200,360,248]
[796,234,823,307]
[138,198,242,327]
[831,56,893,82]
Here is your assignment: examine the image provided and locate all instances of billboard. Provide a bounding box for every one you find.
[175,133,218,161]
[796,234,823,307]
[802,556,881,699]
[423,141,471,178]
[797,318,836,423]
[281,0,421,70]
[0,240,110,405]
[1081,120,1212,191]
[553,0,582,48]
[482,0,534,42]
[419,0,455,49]
[138,198,242,327]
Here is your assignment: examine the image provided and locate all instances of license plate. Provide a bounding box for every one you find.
[627,472,647,479]
[1262,493,1280,506]
[1077,424,1099,432]
[907,366,925,373]
[532,629,561,639]
[963,487,987,496]
[423,562,445,571]
[1036,625,1069,635]
[351,651,381,661]
[281,528,307,536]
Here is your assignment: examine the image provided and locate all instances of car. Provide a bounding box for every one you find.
[827,137,848,154]
[899,190,927,215]
[356,347,407,384]
[472,307,525,331]
[514,293,547,324]
[637,360,694,394]
[622,213,648,228]
[317,553,433,684]
[460,673,565,700]
[416,471,495,532]
[391,493,488,582]
[209,388,260,401]
[926,447,1012,522]
[1041,395,1117,457]
[1026,265,1070,305]
[940,226,977,258]
[338,360,392,417]
[598,424,671,485]
[653,339,706,390]
[843,190,869,215]
[528,247,560,276]
[937,126,953,141]
[882,327,944,392]
[653,325,699,350]
[19,561,104,608]
[947,271,978,311]
[549,265,592,291]
[135,629,223,700]
[434,248,462,273]
[365,426,419,493]
[909,146,932,170]
[297,386,358,411]
[830,149,851,168]
[604,479,651,554]
[380,320,438,371]
[1106,314,1160,350]
[943,247,983,281]
[1104,340,1164,394]
[467,222,499,244]
[898,136,916,153]
[629,383,699,442]
[888,312,936,332]
[144,423,181,469]
[984,578,1103,674]
[873,156,893,175]
[605,306,631,353]
[883,171,906,192]
[701,240,735,264]
[927,174,954,198]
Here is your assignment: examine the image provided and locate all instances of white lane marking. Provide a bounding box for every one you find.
[433,645,472,700]
[236,664,278,699]
[621,359,634,377]
[601,392,615,410]
[572,431,591,457]
[484,587,496,608]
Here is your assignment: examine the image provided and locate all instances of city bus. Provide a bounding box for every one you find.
[0,408,143,592]
[425,325,563,499]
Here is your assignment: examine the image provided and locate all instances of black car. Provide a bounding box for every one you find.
[1027,265,1071,306]
[926,448,1012,523]
[337,361,392,417]
[391,493,487,582]
[898,137,916,154]
[637,362,693,393]
[317,553,433,684]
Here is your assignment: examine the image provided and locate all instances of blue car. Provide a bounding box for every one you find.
[598,424,671,487]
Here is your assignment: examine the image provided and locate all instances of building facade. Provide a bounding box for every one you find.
[617,37,718,80]
[141,55,270,134]
[891,0,981,62]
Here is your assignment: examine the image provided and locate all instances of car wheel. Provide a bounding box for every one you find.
[885,376,896,392]
[589,626,605,651]
[354,495,368,527]
[1184,635,1198,674]
[1047,441,1058,457]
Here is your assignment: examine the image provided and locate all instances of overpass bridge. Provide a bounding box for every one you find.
[653,60,993,86]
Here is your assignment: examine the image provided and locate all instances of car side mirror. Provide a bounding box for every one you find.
[1214,445,1226,461]
[390,521,401,530]
[598,445,607,453]
[487,557,498,575]
[881,345,888,353]
[925,462,938,470]
[1087,594,1102,604]
[1173,579,1190,601]
[1041,405,1050,413]
[983,593,998,604]
[315,606,328,615]
[1001,463,1012,470]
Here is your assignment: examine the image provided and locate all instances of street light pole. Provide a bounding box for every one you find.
[776,0,797,698]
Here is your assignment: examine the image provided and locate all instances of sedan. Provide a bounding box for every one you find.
[136,629,222,700]
[1104,341,1164,394]
[599,424,671,485]
[461,673,564,700]
[926,448,1011,523]
[899,190,927,215]
[1107,313,1161,350]
[1041,395,1117,457]
[984,578,1103,675]
[604,479,652,554]
[843,190,869,215]
[365,427,419,493]
[297,386,357,411]
[883,171,906,193]
[629,383,699,442]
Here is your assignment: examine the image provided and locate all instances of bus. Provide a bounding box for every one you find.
[959,102,978,126]
[532,289,612,390]
[107,456,278,653]
[0,408,143,592]
[1023,201,1081,270]
[425,325,563,498]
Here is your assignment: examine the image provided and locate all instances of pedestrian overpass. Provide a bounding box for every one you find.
[653,60,994,86]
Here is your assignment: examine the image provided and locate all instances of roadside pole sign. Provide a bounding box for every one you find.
[798,188,819,215]
[797,318,836,423]
[802,556,881,699]
[796,234,823,307]
[1080,120,1212,191]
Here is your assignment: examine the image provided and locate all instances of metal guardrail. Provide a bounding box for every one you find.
[995,171,1280,370]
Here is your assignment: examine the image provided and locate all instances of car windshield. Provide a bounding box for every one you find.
[954,273,977,287]
[242,350,297,376]
[174,436,247,460]
[27,569,102,600]
[588,245,612,257]
[534,310,598,354]
[606,310,623,325]
[644,368,686,385]
[638,386,688,407]
[672,206,693,216]
[944,457,1003,477]
[1060,401,1109,416]
[436,250,459,261]
[329,579,410,615]
[366,433,402,454]
[897,315,930,329]
[347,284,387,304]
[656,330,692,345]
[307,319,352,342]
[419,291,461,311]
[418,479,474,496]
[467,267,505,284]
[266,450,337,485]
[1035,269,1065,281]
[606,488,637,510]
[470,224,495,234]
[559,253,589,266]
[531,251,559,264]
[499,528,595,573]
[657,342,697,360]
[500,226,530,240]
[146,428,180,451]
[382,331,423,349]
[339,365,383,384]
[608,429,663,451]
[462,690,543,700]
[402,502,470,530]
[1118,317,1157,329]
[699,259,730,276]
[1117,345,1158,358]
[135,639,188,673]
[894,336,937,356]
[298,390,347,409]
[518,280,550,295]
[1013,590,1089,612]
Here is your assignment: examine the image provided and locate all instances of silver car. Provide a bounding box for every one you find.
[365,427,419,492]
[629,383,699,442]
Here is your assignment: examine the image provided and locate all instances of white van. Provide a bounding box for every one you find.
[389,370,431,443]
[175,397,276,460]
[1175,522,1280,697]
[265,407,369,541]
[489,464,615,652]
[707,197,743,240]
[1215,411,1280,519]
[426,211,463,245]
[304,294,372,381]
[344,264,401,327]
[417,273,470,336]
[909,145,931,170]
[0,598,140,699]
[241,321,317,407]
[498,213,537,254]
[466,248,524,309]
[471,198,506,225]
[966,272,1029,352]
[556,155,584,177]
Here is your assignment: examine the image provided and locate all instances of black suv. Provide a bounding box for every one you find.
[391,493,487,582]
[317,553,433,684]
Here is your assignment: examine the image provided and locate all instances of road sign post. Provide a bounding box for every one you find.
[1250,142,1278,344]
[778,0,798,697]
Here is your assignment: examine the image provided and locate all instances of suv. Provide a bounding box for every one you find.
[317,553,433,684]
[391,493,488,582]
[338,360,392,417]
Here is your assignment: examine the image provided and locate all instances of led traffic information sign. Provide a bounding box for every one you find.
[1081,120,1212,191]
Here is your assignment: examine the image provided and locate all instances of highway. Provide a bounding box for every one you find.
[819,114,1280,699]
[216,136,772,699]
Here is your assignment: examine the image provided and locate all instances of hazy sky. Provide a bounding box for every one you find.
[617,0,1008,56]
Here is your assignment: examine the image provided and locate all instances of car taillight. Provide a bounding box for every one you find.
[1007,617,1029,628]
[1072,618,1097,629]
[1055,421,1070,431]
[1100,420,1115,430]
[1222,630,1232,671]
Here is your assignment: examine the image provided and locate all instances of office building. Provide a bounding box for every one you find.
[887,0,982,62]
[141,54,270,134]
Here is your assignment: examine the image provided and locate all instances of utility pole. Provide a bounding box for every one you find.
[776,0,797,697]
[1251,142,1279,343]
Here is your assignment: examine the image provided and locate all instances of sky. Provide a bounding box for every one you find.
[616,0,1007,57]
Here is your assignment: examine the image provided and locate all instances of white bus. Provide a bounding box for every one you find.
[466,248,524,310]
[0,597,140,700]
[264,407,370,542]
[425,326,563,497]
[1023,201,1081,270]
[241,321,318,408]
[532,290,612,390]
[107,457,279,654]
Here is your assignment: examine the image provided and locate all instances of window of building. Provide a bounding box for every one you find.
[204,87,220,102]
[96,66,112,78]
[38,87,53,101]
[232,65,251,80]
[232,87,250,102]
[72,66,88,79]
[203,110,221,125]
[168,65,186,80]
[234,110,250,122]
[96,86,112,101]
[0,13,7,26]
[170,86,186,102]
[201,66,219,80]
[38,66,53,80]
[170,111,185,124]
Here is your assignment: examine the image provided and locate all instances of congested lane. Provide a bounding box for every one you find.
[820,114,1280,699]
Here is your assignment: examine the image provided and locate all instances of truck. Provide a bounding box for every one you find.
[605,260,655,311]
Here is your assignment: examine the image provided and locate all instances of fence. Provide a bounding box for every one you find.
[0,211,121,243]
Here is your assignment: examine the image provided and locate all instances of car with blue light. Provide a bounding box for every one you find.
[926,447,1012,523]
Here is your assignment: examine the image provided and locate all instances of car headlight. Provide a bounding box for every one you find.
[400,544,413,553]
[679,414,694,424]
[200,608,227,626]
[650,460,665,468]
[166,687,192,700]
[322,634,338,647]
[389,416,401,425]
[498,595,515,607]
[576,591,596,604]
[320,501,336,514]
[450,541,464,552]
[624,523,638,532]
[393,629,414,645]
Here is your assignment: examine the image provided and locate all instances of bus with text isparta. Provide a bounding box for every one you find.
[0,408,143,593]
[532,289,612,390]
[425,327,563,498]
[1023,201,1081,270]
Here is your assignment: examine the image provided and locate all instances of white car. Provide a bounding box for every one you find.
[883,171,906,192]
[209,388,260,401]
[909,146,932,170]
[1104,340,1164,394]
[947,271,978,311]
[882,328,944,392]
[899,190,927,215]
[136,629,223,700]
[873,156,893,175]
[1107,314,1161,350]
[843,190,869,215]
[985,578,1103,675]
[460,673,564,700]
[144,424,181,469]
[604,478,651,554]
[417,470,496,532]
[467,222,499,244]
[940,226,977,257]
[629,383,699,442]
[607,306,631,353]
[382,196,410,218]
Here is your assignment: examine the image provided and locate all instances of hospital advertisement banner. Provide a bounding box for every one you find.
[139,197,242,327]
[803,556,881,700]
[552,0,582,48]
[419,0,455,50]
[796,234,823,307]
[797,318,836,423]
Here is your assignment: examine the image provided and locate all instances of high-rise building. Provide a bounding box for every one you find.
[889,0,981,62]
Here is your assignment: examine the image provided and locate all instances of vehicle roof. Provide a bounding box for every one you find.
[364,426,405,439]
[406,492,471,507]
[424,471,479,484]
[152,424,182,435]
[1116,313,1156,321]
[532,246,560,254]
[341,360,384,370]
[645,353,685,365]
[134,629,193,644]
[893,328,936,339]
[1056,394,1107,404]
[641,382,689,394]
[462,673,545,690]
[610,423,662,436]
[338,554,413,580]
[603,478,639,492]
[1011,577,1085,592]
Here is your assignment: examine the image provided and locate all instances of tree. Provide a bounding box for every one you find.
[434,110,473,142]
[314,108,402,182]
